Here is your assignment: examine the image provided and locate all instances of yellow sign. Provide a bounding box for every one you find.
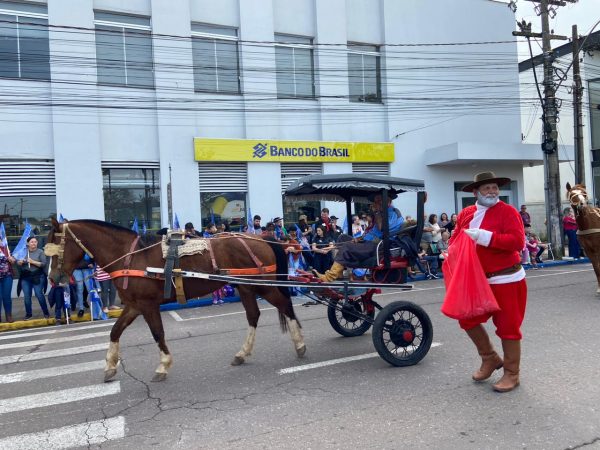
[194,138,394,163]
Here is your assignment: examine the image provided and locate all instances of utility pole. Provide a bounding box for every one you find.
[167,163,173,229]
[512,0,577,259]
[572,24,585,185]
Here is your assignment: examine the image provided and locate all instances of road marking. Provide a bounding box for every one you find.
[278,342,442,374]
[0,343,109,365]
[0,331,110,350]
[0,416,125,449]
[0,382,120,414]
[0,360,106,384]
[170,306,277,321]
[0,321,114,340]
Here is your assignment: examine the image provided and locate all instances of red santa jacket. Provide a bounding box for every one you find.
[451,201,524,274]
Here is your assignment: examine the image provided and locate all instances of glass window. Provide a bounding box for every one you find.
[94,15,154,88]
[102,168,161,230]
[0,195,56,247]
[348,43,381,103]
[275,34,315,99]
[200,192,246,231]
[283,198,321,228]
[590,79,600,150]
[191,24,240,94]
[0,13,50,80]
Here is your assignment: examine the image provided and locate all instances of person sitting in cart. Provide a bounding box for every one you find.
[313,192,404,281]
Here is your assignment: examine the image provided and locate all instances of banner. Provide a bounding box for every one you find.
[194,138,394,163]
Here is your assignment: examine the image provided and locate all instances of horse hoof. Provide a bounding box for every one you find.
[296,344,307,358]
[231,356,245,366]
[151,372,167,382]
[104,369,117,382]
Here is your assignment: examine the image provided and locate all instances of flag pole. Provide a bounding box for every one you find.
[167,163,173,229]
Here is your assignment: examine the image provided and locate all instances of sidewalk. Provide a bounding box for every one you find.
[0,257,591,333]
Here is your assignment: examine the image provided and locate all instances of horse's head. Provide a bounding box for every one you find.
[566,182,589,213]
[44,217,86,285]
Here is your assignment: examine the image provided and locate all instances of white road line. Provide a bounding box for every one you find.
[168,311,183,321]
[278,342,442,375]
[0,416,125,449]
[0,331,110,350]
[0,382,120,414]
[0,343,109,365]
[0,360,106,385]
[0,322,114,341]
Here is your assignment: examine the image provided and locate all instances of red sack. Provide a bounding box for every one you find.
[441,231,500,320]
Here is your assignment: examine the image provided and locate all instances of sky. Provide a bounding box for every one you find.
[513,0,600,60]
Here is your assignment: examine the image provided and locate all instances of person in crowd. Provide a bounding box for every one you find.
[429,214,442,245]
[241,224,249,233]
[359,212,368,230]
[272,217,286,241]
[437,231,450,254]
[212,286,225,305]
[351,214,364,238]
[439,212,450,229]
[284,229,303,295]
[0,239,15,323]
[416,248,439,279]
[184,222,202,238]
[203,222,217,238]
[421,214,434,252]
[296,215,313,268]
[444,213,458,235]
[452,171,527,393]
[329,216,343,241]
[222,221,231,232]
[524,226,540,270]
[314,208,332,236]
[298,214,312,243]
[17,236,50,320]
[73,254,94,318]
[519,204,531,227]
[261,222,275,238]
[524,224,546,263]
[314,193,404,281]
[249,215,262,235]
[95,266,120,312]
[563,207,581,259]
[216,223,226,234]
[311,225,334,275]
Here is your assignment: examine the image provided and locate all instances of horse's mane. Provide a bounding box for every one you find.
[69,219,161,248]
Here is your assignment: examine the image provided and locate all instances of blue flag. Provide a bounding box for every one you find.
[131,217,139,234]
[210,209,215,225]
[0,222,8,249]
[342,216,348,235]
[142,220,147,235]
[174,214,180,230]
[58,213,65,223]
[12,220,32,261]
[247,207,253,229]
[87,275,107,320]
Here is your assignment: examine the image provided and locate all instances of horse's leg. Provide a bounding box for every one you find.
[231,286,260,366]
[260,286,306,358]
[105,305,140,382]
[139,306,172,382]
[591,249,600,295]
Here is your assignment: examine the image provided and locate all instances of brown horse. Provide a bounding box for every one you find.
[566,183,600,294]
[44,218,305,382]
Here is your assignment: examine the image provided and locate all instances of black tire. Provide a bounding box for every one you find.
[372,301,433,367]
[327,298,374,337]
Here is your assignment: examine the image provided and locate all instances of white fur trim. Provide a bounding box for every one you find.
[476,229,493,247]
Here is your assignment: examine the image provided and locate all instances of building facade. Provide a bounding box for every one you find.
[1,0,539,239]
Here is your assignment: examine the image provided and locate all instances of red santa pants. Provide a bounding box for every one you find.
[458,279,527,340]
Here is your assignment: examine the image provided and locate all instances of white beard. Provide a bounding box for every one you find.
[476,191,499,207]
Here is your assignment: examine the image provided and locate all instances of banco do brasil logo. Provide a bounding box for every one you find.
[252,143,268,158]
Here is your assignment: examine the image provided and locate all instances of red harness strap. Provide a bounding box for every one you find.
[109,265,277,280]
[121,236,140,290]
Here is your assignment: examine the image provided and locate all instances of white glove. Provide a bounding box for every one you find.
[465,229,480,241]
[465,228,493,247]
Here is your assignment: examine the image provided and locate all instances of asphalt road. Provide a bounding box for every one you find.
[0,263,599,449]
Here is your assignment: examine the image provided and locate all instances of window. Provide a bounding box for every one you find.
[198,163,247,230]
[102,166,161,230]
[94,12,154,88]
[0,1,50,80]
[347,43,381,103]
[590,79,600,151]
[275,34,315,99]
[191,23,240,94]
[281,163,322,225]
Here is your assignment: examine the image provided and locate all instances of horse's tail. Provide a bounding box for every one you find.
[263,236,294,333]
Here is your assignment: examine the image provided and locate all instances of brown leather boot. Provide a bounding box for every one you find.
[6,314,13,323]
[465,325,503,381]
[493,340,520,392]
[315,262,345,282]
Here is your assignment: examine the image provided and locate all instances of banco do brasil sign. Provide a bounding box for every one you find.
[194,138,394,163]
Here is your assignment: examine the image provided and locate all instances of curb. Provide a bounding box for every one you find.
[0,258,590,333]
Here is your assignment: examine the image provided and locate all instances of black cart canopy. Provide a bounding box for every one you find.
[284,173,425,202]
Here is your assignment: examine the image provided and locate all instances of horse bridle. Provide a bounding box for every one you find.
[44,223,95,278]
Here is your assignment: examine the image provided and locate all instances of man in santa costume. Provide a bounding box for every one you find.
[452,171,527,392]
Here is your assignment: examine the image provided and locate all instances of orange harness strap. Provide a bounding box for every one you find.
[109,264,277,280]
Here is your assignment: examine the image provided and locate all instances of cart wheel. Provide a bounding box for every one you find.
[327,298,374,337]
[372,301,433,367]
